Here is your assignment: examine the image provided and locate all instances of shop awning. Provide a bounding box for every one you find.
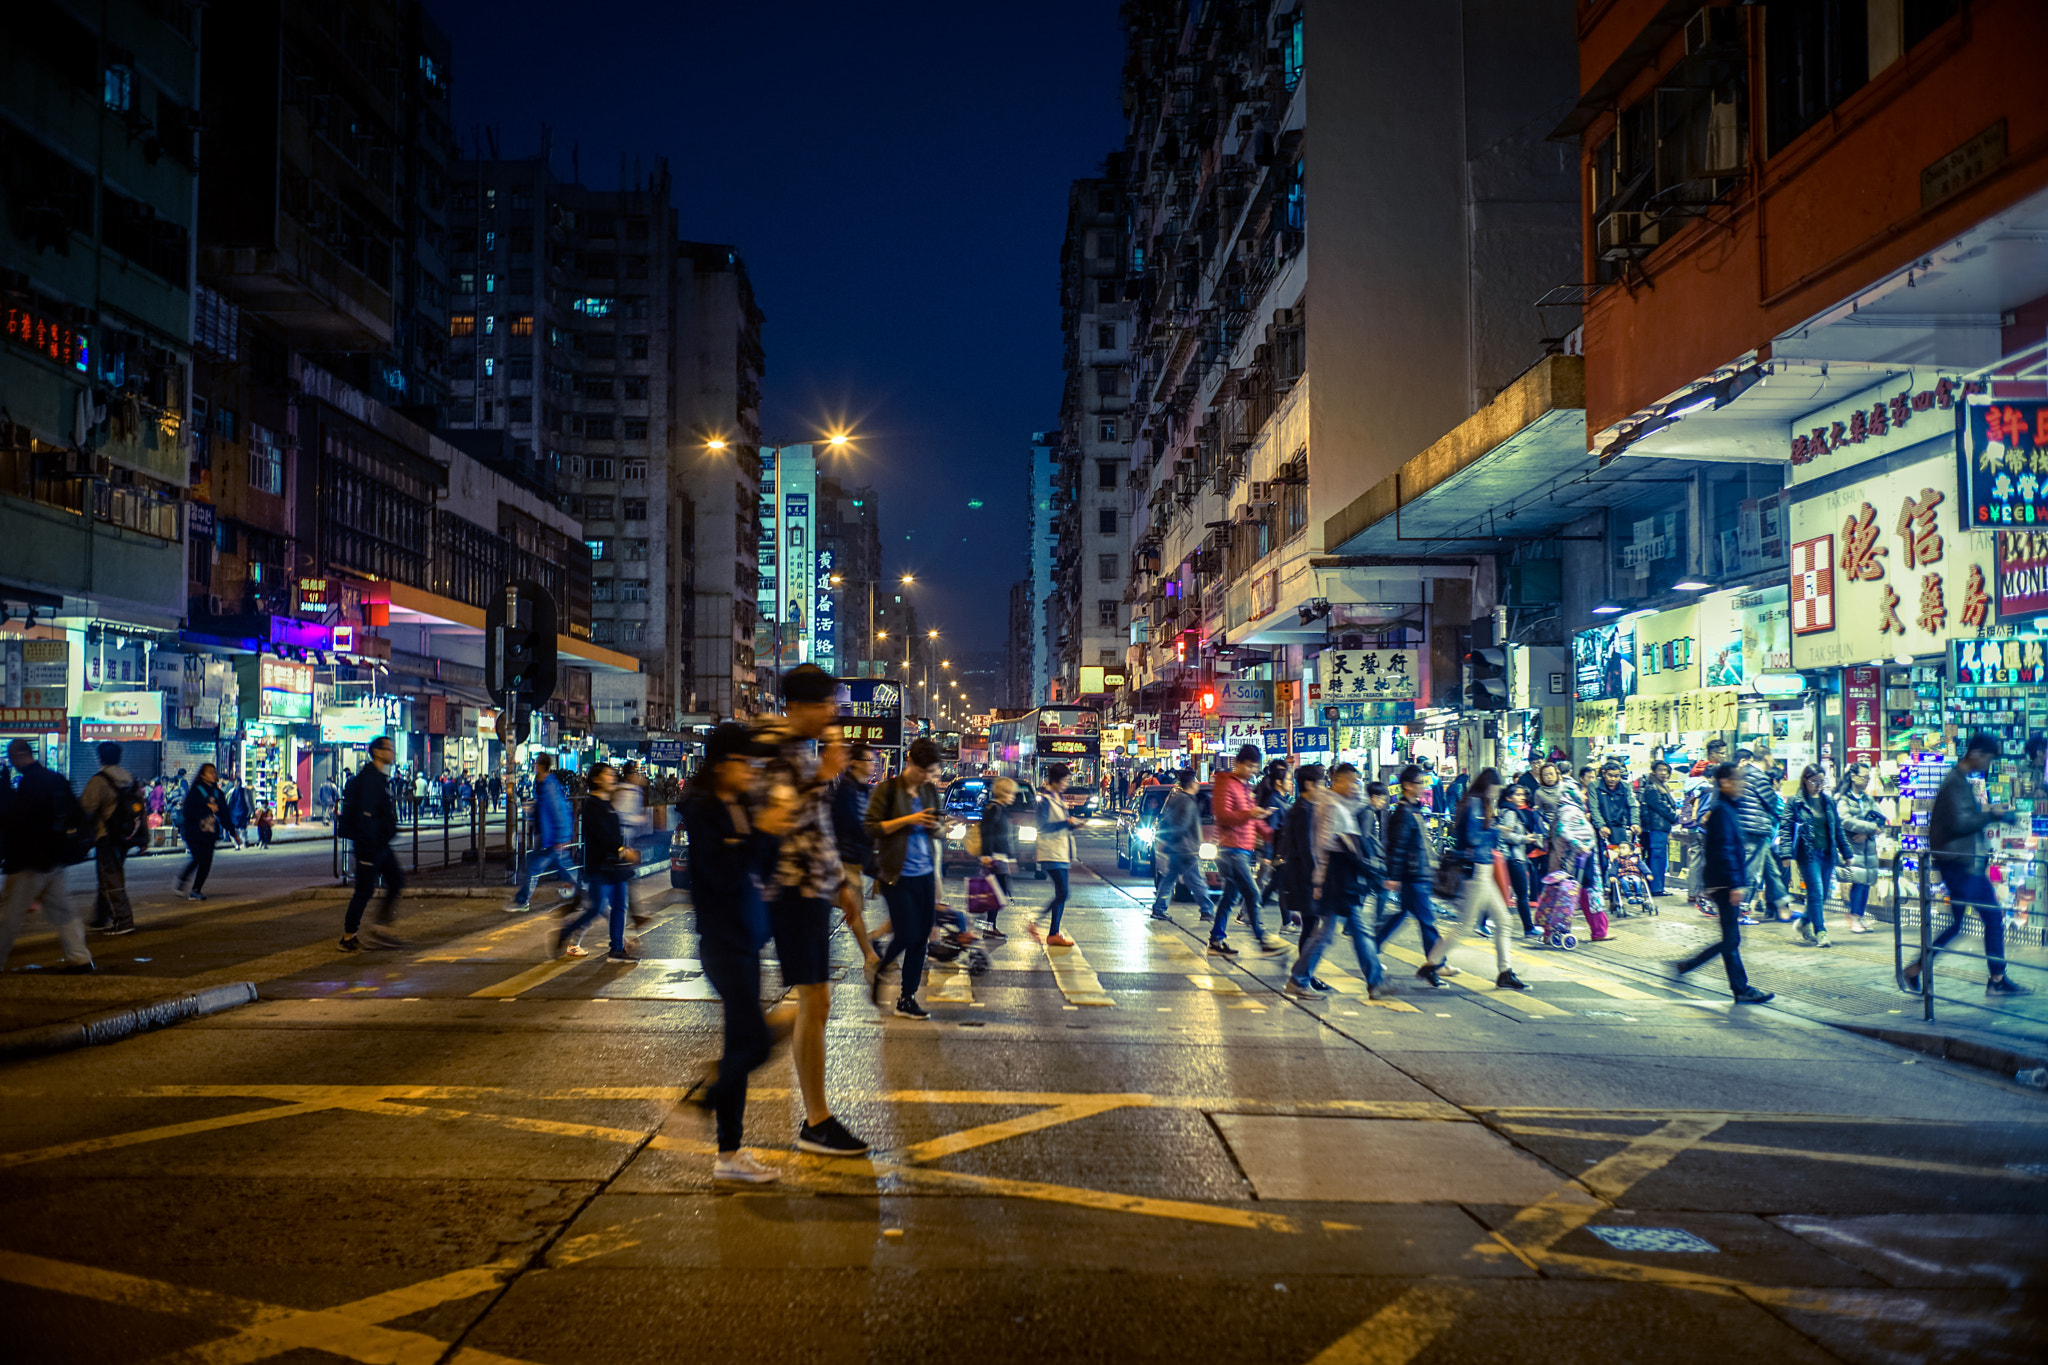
[1323,354,1695,557]
[384,582,641,676]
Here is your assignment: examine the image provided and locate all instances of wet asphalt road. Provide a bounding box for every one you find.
[3,827,2046,1363]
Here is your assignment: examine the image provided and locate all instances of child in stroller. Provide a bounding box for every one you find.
[1606,843,1655,918]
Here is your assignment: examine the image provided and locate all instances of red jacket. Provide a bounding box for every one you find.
[1213,771,1262,851]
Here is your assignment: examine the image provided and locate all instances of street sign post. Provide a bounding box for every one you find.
[485,581,558,886]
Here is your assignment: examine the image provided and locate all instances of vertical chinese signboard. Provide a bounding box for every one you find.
[1790,535,1834,634]
[1843,666,1881,769]
[813,547,838,676]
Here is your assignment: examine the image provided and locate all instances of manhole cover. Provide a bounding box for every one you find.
[1587,1226,1719,1253]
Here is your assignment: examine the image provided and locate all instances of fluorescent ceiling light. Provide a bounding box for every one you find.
[1671,579,1712,591]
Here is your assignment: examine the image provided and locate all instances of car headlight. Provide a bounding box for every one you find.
[1019,825,1039,842]
[1199,842,1217,860]
[947,822,967,840]
[1135,827,1154,843]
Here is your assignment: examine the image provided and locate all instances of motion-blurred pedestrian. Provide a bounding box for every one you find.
[338,736,405,951]
[176,765,223,900]
[80,741,139,935]
[0,739,94,973]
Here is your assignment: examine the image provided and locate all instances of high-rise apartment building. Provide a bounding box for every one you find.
[818,474,881,676]
[1054,179,1132,701]
[1027,432,1058,706]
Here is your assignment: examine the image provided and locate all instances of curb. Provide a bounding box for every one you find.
[0,981,259,1062]
[1833,1022,2048,1080]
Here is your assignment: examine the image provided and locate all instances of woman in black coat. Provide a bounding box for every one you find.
[177,764,222,900]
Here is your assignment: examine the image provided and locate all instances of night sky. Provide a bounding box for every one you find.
[428,1,1128,656]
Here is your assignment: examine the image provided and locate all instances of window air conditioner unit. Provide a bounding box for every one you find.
[1245,482,1277,507]
[1596,212,1663,262]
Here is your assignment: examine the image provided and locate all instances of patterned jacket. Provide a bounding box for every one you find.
[753,716,844,900]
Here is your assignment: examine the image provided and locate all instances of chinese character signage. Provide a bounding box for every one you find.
[1995,530,2048,622]
[1,639,69,710]
[1959,396,2048,528]
[833,678,902,749]
[1790,375,1968,483]
[1572,624,1635,702]
[1324,700,1415,725]
[1788,454,1995,669]
[295,577,336,617]
[813,549,837,675]
[1843,666,1881,768]
[78,691,163,741]
[1634,605,1699,695]
[1316,649,1418,701]
[1790,535,1834,634]
[1953,636,2048,685]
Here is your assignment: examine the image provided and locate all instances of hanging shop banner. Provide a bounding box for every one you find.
[1292,725,1332,752]
[1844,666,1882,769]
[1572,699,1618,738]
[1788,453,1995,669]
[319,704,383,744]
[1614,687,1738,736]
[1790,535,1835,634]
[78,690,164,741]
[1958,395,2048,529]
[1572,623,1636,702]
[2,639,69,710]
[1994,529,2048,622]
[1316,650,1418,701]
[1261,728,1289,752]
[240,656,314,723]
[834,678,903,749]
[1634,606,1700,695]
[1323,700,1414,725]
[1953,636,2048,685]
[1214,679,1273,719]
[1790,375,1968,484]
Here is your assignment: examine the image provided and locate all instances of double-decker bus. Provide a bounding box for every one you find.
[989,705,1104,814]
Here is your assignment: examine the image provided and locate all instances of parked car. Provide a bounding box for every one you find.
[1115,785,1218,893]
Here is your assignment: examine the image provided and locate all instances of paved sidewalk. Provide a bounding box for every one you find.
[1568,889,2048,1075]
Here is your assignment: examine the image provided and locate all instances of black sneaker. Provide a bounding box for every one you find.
[1733,986,1775,1004]
[338,934,361,952]
[1496,970,1528,991]
[54,960,97,975]
[796,1116,871,1157]
[1207,938,1238,956]
[606,948,640,964]
[1987,977,2036,997]
[1416,963,1444,989]
[894,997,931,1020]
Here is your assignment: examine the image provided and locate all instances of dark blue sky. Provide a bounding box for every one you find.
[428,1,1127,655]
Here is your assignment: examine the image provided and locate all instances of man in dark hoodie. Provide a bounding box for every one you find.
[1674,763,1772,1003]
[338,735,404,951]
[0,739,93,973]
[1913,732,2032,997]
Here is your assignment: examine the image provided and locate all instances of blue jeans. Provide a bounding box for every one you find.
[1215,848,1266,942]
[1932,866,2008,975]
[1295,887,1385,989]
[1375,880,1444,962]
[563,876,628,953]
[1642,830,1670,895]
[1797,856,1834,933]
[1743,835,1787,914]
[1042,862,1071,935]
[1151,848,1213,917]
[516,845,580,906]
[1847,878,1872,919]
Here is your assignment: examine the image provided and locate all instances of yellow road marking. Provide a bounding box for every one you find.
[896,1097,1133,1163]
[1146,926,1268,1008]
[419,910,557,962]
[0,1102,337,1171]
[1310,964,1422,1012]
[1306,1285,1477,1365]
[1498,1124,2048,1183]
[1041,940,1115,1006]
[924,960,975,1004]
[469,956,589,998]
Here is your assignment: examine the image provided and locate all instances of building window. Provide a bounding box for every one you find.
[622,459,648,480]
[1094,230,1117,260]
[1096,368,1120,398]
[1097,600,1118,628]
[625,538,649,560]
[1097,460,1118,489]
[592,577,615,602]
[1098,553,1116,582]
[619,580,649,602]
[574,296,615,317]
[1098,279,1119,306]
[509,397,532,421]
[450,314,476,337]
[583,416,614,439]
[623,418,649,440]
[623,498,648,521]
[482,357,495,377]
[626,335,649,359]
[249,425,284,496]
[622,376,649,400]
[586,457,616,479]
[484,273,497,293]
[1097,508,1117,535]
[103,64,133,112]
[586,496,615,520]
[455,271,476,295]
[508,357,533,379]
[1098,418,1118,442]
[581,376,614,400]
[586,538,609,560]
[591,620,616,644]
[622,621,645,643]
[510,314,533,336]
[483,315,496,336]
[1097,323,1116,349]
[625,256,649,279]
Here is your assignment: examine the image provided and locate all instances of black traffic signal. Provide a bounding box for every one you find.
[1465,647,1508,711]
[485,580,559,708]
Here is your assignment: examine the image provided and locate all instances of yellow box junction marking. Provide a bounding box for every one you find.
[1041,939,1115,1006]
[1376,942,1570,1017]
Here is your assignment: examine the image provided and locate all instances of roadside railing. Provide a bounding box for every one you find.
[1888,853,2047,1024]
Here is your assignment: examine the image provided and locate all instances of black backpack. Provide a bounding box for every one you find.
[106,778,148,852]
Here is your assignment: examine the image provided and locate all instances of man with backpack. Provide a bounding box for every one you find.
[0,739,94,972]
[80,741,142,936]
[338,735,405,951]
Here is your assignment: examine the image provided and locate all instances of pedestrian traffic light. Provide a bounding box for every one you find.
[1200,687,1217,713]
[1465,647,1508,711]
[485,580,558,709]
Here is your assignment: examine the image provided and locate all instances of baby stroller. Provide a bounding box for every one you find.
[926,899,993,977]
[1606,844,1655,918]
[1533,870,1581,950]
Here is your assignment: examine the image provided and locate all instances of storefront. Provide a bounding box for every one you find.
[0,636,69,771]
[236,656,314,814]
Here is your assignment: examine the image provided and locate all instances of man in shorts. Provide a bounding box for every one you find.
[756,664,870,1157]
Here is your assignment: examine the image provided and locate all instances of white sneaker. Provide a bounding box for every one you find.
[1256,933,1288,954]
[713,1151,780,1183]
